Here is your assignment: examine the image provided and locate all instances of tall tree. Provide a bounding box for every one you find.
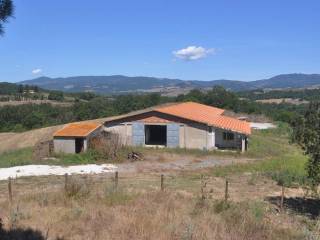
[292,102,320,192]
[0,0,14,35]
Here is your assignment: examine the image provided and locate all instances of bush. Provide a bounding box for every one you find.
[89,132,125,162]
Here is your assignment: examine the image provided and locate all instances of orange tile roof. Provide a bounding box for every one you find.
[155,102,251,135]
[211,115,251,135]
[54,123,101,137]
[156,101,224,118]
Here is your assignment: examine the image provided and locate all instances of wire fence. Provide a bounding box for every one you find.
[2,171,286,212]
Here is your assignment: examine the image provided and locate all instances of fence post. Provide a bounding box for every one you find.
[224,179,229,202]
[161,174,164,191]
[8,177,12,204]
[115,171,118,190]
[64,173,68,193]
[280,185,285,212]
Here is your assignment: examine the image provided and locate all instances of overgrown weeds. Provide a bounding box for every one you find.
[64,176,91,199]
[104,185,135,206]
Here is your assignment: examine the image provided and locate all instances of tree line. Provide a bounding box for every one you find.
[238,88,320,102]
[0,86,304,132]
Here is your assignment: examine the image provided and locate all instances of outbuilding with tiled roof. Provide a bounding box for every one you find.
[53,123,101,154]
[104,102,251,152]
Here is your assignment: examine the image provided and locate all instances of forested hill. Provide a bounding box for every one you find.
[19,73,320,94]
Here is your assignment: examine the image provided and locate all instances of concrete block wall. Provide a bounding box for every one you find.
[53,138,76,154]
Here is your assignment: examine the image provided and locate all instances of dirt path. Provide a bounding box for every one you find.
[117,154,253,173]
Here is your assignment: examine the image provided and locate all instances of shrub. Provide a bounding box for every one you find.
[89,132,124,162]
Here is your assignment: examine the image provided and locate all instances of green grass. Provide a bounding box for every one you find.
[212,124,308,186]
[0,148,100,167]
[52,150,98,165]
[244,123,294,159]
[0,147,34,168]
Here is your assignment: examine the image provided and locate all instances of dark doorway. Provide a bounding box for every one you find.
[75,138,84,153]
[145,125,167,145]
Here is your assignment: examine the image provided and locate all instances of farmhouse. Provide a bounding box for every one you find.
[53,123,101,154]
[104,102,251,152]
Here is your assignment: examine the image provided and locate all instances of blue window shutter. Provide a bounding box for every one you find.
[132,122,145,146]
[167,123,180,148]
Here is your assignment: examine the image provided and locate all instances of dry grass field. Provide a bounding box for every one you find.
[0,171,319,240]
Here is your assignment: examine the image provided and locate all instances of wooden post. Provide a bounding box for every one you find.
[280,185,285,212]
[114,171,118,190]
[8,177,12,204]
[224,179,229,202]
[64,173,68,193]
[161,174,164,191]
[200,175,207,200]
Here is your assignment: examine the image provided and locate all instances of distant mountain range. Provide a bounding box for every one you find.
[18,73,320,94]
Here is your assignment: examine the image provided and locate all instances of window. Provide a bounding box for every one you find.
[223,132,234,141]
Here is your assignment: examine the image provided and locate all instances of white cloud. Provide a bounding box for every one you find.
[173,46,215,61]
[32,68,42,74]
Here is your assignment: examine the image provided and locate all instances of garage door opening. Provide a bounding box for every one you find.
[145,125,167,146]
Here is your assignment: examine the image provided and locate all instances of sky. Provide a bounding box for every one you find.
[0,0,319,82]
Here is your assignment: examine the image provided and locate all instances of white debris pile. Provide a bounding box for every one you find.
[0,164,117,180]
[250,122,276,130]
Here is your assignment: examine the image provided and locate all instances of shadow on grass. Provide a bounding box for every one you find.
[266,196,320,219]
[0,219,64,240]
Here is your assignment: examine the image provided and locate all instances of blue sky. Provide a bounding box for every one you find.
[0,0,319,82]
